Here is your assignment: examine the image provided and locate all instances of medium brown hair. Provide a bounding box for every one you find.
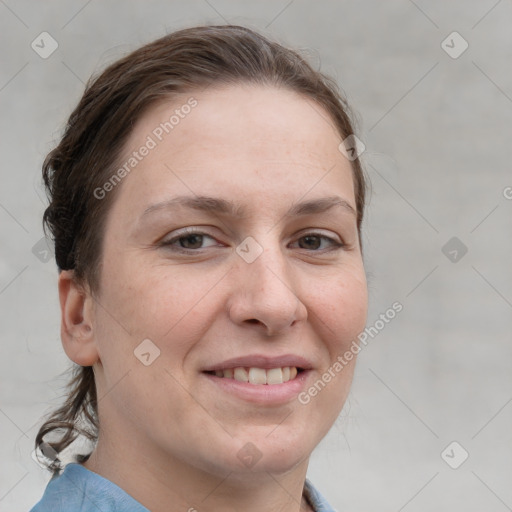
[36,24,367,474]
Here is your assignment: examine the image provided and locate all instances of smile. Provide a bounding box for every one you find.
[205,366,300,385]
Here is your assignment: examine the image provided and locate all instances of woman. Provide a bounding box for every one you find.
[30,24,368,512]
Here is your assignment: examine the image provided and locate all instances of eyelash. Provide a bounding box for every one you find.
[160,228,344,254]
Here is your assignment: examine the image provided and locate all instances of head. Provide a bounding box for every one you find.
[36,25,368,480]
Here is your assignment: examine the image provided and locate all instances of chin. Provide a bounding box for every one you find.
[231,431,313,476]
[250,452,309,476]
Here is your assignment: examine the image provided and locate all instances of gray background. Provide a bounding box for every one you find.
[1,1,511,511]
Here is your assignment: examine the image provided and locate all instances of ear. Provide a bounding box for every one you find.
[58,270,100,366]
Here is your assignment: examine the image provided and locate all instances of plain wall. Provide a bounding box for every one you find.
[1,1,511,511]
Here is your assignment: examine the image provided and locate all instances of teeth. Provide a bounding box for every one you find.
[266,368,283,385]
[248,367,267,385]
[234,367,248,382]
[215,366,299,385]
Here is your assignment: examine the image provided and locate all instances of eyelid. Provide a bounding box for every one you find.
[160,227,219,246]
[288,231,344,250]
[294,227,342,243]
[160,227,345,253]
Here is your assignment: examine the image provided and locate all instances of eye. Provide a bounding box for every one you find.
[290,233,344,251]
[160,229,220,251]
[160,229,344,254]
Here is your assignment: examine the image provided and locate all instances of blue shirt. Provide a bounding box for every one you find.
[29,463,337,511]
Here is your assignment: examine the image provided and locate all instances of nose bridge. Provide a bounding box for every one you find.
[243,232,292,290]
[258,250,290,295]
[229,232,305,334]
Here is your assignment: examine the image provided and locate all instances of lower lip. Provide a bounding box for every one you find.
[202,370,311,405]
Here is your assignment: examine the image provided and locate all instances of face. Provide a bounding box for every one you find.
[88,84,368,480]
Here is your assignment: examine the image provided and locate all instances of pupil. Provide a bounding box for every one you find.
[181,234,203,249]
[301,236,320,250]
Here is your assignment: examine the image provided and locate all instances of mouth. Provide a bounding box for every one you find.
[203,366,303,385]
[201,354,312,403]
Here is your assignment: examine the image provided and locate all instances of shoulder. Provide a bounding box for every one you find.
[29,463,149,512]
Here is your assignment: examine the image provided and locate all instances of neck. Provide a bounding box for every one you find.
[83,429,313,512]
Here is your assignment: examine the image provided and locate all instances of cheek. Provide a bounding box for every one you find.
[100,252,197,331]
[310,268,368,353]
[300,270,367,428]
[95,258,223,373]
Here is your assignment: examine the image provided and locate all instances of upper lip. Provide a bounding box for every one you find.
[201,354,313,372]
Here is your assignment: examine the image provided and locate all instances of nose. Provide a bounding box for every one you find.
[227,238,308,336]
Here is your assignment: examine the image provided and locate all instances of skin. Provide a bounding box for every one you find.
[59,84,368,512]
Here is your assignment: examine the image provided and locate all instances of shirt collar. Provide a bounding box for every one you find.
[303,478,338,511]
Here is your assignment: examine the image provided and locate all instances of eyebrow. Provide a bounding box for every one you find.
[141,194,356,220]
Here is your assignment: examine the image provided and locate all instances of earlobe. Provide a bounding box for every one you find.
[58,270,100,366]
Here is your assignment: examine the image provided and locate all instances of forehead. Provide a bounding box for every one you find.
[111,84,355,218]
